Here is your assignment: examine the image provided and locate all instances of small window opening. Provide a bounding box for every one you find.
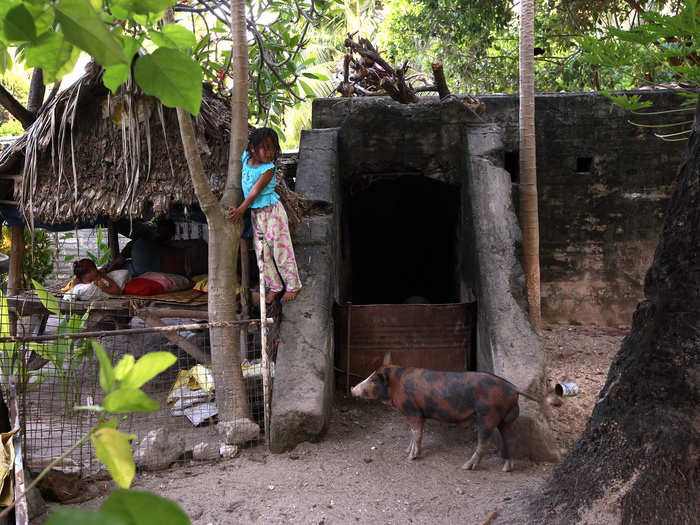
[577,156,593,173]
[504,151,519,183]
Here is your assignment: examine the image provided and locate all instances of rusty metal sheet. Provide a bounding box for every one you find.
[335,303,475,389]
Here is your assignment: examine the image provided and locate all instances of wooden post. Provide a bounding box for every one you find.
[346,302,352,395]
[258,235,270,451]
[107,220,120,261]
[7,224,25,337]
[239,238,250,362]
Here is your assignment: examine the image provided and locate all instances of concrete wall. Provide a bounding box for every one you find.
[315,91,687,327]
[477,91,686,326]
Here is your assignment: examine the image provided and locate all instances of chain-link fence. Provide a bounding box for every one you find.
[0,290,271,479]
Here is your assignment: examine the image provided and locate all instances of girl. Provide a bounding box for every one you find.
[63,258,129,301]
[228,128,302,303]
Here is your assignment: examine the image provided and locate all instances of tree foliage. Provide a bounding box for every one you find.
[378,0,692,94]
[0,0,333,139]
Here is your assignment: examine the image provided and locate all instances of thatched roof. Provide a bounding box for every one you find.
[0,61,232,225]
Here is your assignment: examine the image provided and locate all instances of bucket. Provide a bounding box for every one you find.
[555,382,579,397]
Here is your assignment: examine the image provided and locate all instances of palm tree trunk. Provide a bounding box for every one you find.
[518,0,542,333]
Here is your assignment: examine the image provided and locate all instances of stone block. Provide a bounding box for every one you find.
[295,128,339,203]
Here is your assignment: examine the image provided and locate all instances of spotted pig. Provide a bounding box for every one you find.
[350,355,538,472]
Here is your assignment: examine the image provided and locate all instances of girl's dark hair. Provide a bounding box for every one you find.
[72,258,96,280]
[246,127,280,159]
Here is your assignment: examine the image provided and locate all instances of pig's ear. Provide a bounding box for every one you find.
[383,352,392,365]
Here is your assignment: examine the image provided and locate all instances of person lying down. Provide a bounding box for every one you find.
[62,258,130,301]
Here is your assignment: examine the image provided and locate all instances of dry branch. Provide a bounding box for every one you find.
[431,62,450,99]
[336,36,466,105]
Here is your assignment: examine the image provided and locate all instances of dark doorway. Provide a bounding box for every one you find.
[345,175,460,304]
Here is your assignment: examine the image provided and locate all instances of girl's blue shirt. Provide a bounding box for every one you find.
[241,151,280,208]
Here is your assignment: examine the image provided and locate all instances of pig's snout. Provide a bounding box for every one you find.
[350,382,364,398]
[351,374,373,398]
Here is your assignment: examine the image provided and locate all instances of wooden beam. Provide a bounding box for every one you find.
[135,309,212,364]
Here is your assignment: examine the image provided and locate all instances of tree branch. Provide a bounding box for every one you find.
[0,84,35,129]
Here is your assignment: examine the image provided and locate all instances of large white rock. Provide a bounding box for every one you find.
[217,418,260,445]
[134,428,184,470]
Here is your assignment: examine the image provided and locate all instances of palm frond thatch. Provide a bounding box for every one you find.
[0,61,232,226]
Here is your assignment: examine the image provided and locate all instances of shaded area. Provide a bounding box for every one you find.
[346,175,460,305]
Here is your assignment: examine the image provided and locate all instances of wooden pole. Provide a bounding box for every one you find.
[346,302,352,395]
[0,318,272,344]
[107,220,120,262]
[239,238,250,361]
[258,235,271,451]
[135,309,212,365]
[8,224,25,336]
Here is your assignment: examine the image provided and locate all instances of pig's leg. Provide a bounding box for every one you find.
[462,420,493,470]
[498,406,519,472]
[406,417,424,460]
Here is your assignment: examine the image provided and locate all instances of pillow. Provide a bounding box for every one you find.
[123,272,193,296]
[123,278,166,296]
[192,275,208,292]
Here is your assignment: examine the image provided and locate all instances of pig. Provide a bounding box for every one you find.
[350,354,539,472]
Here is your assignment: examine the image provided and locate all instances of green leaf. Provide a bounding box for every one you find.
[133,48,202,115]
[93,340,116,392]
[101,490,190,525]
[26,341,59,364]
[110,5,129,20]
[103,65,128,92]
[103,35,140,93]
[46,508,129,525]
[161,25,196,49]
[119,351,175,389]
[97,418,119,429]
[148,30,175,49]
[32,279,60,315]
[111,0,177,15]
[3,3,36,42]
[298,80,314,97]
[24,2,55,36]
[103,388,159,413]
[0,45,11,73]
[24,29,80,84]
[91,427,136,488]
[114,354,135,381]
[54,0,129,68]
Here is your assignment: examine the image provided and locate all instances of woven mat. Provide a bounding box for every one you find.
[122,288,208,305]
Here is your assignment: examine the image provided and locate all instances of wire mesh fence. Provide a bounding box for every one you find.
[0,289,269,479]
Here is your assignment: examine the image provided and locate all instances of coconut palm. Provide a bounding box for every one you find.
[519,0,542,333]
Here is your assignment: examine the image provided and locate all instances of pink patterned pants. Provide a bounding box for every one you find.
[251,201,302,293]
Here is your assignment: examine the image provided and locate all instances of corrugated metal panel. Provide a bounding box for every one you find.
[334,303,476,389]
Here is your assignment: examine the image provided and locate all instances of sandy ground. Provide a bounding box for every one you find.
[34,323,625,525]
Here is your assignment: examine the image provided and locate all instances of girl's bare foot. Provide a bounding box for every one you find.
[266,290,281,304]
[281,289,300,302]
